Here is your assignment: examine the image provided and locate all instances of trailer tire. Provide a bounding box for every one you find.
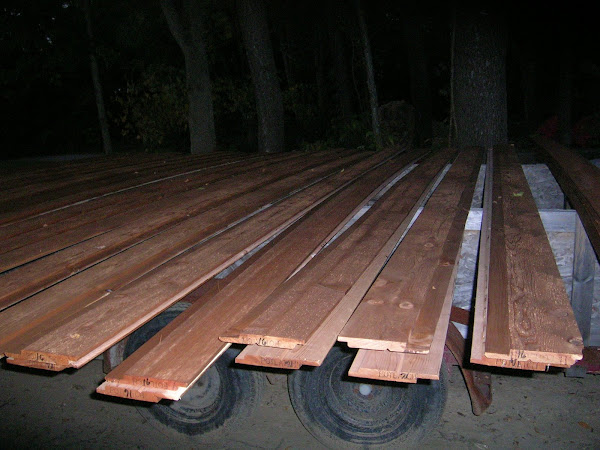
[124,304,265,435]
[287,344,447,448]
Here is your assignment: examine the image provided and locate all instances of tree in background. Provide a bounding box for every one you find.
[160,0,216,154]
[236,0,284,153]
[82,0,112,155]
[453,7,508,148]
[354,0,383,150]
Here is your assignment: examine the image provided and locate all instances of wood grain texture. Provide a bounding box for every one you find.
[221,149,455,349]
[469,148,564,371]
[0,152,250,225]
[3,150,416,372]
[483,145,582,367]
[532,134,600,260]
[234,151,458,370]
[0,150,356,273]
[338,147,482,353]
[0,151,367,310]
[0,151,303,252]
[0,153,273,241]
[347,245,458,382]
[0,150,397,354]
[93,151,424,401]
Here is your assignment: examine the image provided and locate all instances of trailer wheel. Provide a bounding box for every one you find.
[287,345,447,448]
[124,304,265,435]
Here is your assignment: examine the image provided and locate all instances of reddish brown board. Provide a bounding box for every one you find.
[338,147,482,353]
[220,149,456,349]
[483,145,582,367]
[2,150,415,371]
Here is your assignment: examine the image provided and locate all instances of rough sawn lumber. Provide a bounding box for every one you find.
[479,145,582,367]
[0,150,363,311]
[338,147,482,353]
[94,150,426,401]
[221,148,456,349]
[234,149,458,370]
[3,150,416,373]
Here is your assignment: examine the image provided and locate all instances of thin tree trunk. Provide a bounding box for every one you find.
[161,0,216,154]
[83,0,112,155]
[354,0,382,150]
[454,8,508,148]
[237,0,285,153]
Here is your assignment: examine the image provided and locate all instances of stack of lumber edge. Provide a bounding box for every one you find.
[0,143,587,404]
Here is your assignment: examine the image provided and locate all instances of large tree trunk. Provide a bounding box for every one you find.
[82,0,112,155]
[454,8,508,148]
[237,0,285,153]
[354,0,382,150]
[161,0,216,154]
[403,16,432,147]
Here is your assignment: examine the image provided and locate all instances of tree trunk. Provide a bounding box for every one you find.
[354,0,382,150]
[237,0,285,153]
[454,8,508,149]
[403,16,432,147]
[82,0,112,155]
[161,0,216,154]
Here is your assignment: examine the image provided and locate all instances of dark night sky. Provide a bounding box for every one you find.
[1,1,599,159]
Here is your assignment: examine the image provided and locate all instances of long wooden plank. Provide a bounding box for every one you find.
[347,244,459,382]
[0,152,205,202]
[93,151,427,401]
[0,150,362,299]
[470,149,551,371]
[0,153,249,225]
[0,151,323,257]
[483,145,582,367]
[0,152,191,191]
[3,150,418,371]
[220,149,456,349]
[338,147,482,353]
[532,134,600,259]
[0,151,379,338]
[0,151,322,242]
[233,151,458,370]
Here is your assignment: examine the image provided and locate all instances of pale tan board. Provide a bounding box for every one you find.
[93,151,426,401]
[220,149,456,349]
[0,151,367,311]
[0,150,397,358]
[348,245,459,383]
[482,145,582,367]
[338,147,482,353]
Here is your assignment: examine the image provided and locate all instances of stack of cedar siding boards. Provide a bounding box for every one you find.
[0,144,585,403]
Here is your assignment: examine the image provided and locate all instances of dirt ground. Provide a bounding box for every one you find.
[0,357,598,449]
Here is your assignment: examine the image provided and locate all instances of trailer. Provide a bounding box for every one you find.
[0,139,596,447]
